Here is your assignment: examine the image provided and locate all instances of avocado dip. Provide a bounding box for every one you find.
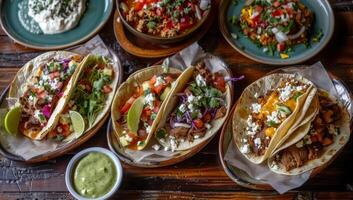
[73,152,117,198]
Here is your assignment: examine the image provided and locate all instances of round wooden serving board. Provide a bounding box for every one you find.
[113,2,216,58]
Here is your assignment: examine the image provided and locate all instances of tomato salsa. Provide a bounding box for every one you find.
[119,0,210,38]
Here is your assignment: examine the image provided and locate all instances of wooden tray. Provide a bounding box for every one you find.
[218,69,353,190]
[0,52,123,163]
[113,1,216,58]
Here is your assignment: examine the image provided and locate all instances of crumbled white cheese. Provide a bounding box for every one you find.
[164,146,170,151]
[152,144,160,151]
[271,161,280,170]
[254,138,262,147]
[251,103,262,114]
[278,85,294,102]
[328,124,336,135]
[144,93,155,108]
[187,95,196,103]
[154,76,165,87]
[146,125,152,134]
[195,74,206,87]
[254,92,259,98]
[267,111,281,124]
[240,144,250,154]
[205,123,212,129]
[194,135,200,139]
[246,116,260,136]
[178,104,187,113]
[170,139,177,152]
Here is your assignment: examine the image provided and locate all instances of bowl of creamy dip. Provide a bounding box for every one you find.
[65,147,123,200]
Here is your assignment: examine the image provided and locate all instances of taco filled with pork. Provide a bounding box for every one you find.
[154,62,232,151]
[268,90,350,175]
[233,73,317,164]
[112,66,181,150]
[47,55,118,141]
[8,51,83,140]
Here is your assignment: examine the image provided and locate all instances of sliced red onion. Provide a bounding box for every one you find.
[275,31,289,43]
[42,105,52,118]
[225,75,245,82]
[195,6,202,20]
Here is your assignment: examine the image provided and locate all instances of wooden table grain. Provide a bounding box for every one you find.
[1,1,353,199]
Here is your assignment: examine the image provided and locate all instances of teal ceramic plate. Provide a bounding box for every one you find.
[0,0,113,50]
[219,0,334,65]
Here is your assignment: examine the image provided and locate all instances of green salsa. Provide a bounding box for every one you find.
[73,152,117,198]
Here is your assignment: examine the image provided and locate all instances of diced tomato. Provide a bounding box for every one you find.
[193,119,204,129]
[103,85,112,94]
[166,20,174,29]
[255,5,263,12]
[38,91,47,99]
[120,97,136,113]
[153,106,159,113]
[154,85,164,95]
[143,108,152,118]
[134,1,145,11]
[277,42,286,52]
[62,124,71,136]
[273,1,281,8]
[154,99,161,107]
[214,75,226,92]
[156,8,163,16]
[150,75,157,86]
[180,17,193,31]
[272,9,283,17]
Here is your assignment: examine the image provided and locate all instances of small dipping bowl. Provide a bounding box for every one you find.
[65,147,123,200]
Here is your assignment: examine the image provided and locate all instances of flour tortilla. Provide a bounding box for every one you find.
[233,73,316,164]
[154,66,232,151]
[111,65,182,150]
[8,51,82,140]
[268,91,351,175]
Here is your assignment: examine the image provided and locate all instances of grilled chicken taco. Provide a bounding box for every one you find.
[8,51,83,140]
[47,55,118,141]
[268,91,350,175]
[112,66,181,150]
[233,73,316,164]
[154,62,232,151]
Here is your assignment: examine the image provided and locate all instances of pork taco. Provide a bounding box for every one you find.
[8,51,83,140]
[47,55,118,141]
[268,91,350,175]
[233,73,316,164]
[154,62,232,151]
[112,66,181,150]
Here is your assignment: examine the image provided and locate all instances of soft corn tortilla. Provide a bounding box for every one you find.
[8,51,82,140]
[268,91,351,175]
[154,66,232,151]
[63,54,120,142]
[111,65,182,150]
[232,73,316,164]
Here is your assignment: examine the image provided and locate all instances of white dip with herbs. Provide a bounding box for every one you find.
[27,0,86,34]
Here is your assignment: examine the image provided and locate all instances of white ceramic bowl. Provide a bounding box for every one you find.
[65,147,123,200]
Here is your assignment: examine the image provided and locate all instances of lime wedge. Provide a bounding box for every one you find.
[69,110,85,137]
[4,106,21,135]
[127,96,144,135]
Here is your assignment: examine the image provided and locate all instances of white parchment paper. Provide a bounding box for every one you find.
[224,62,352,194]
[0,36,121,160]
[116,43,234,163]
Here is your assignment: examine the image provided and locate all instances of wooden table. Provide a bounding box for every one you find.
[1,1,353,199]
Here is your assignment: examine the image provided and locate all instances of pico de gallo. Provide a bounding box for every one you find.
[19,55,82,137]
[156,62,228,151]
[118,73,178,150]
[237,0,316,58]
[48,56,115,141]
[119,0,210,38]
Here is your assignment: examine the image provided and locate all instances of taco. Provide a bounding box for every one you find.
[233,73,316,164]
[154,62,232,151]
[268,91,350,175]
[8,51,83,140]
[47,55,118,141]
[112,66,181,150]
